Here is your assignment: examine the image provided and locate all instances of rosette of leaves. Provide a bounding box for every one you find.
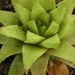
[0,0,75,75]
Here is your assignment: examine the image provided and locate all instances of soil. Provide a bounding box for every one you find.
[0,0,75,75]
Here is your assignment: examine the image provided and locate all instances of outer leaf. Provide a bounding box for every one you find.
[49,5,66,24]
[25,31,46,44]
[31,2,45,21]
[57,0,75,19]
[12,0,36,11]
[22,44,47,70]
[39,34,60,49]
[43,21,59,38]
[12,1,31,30]
[27,20,39,34]
[64,32,75,44]
[30,53,50,75]
[0,35,9,44]
[0,25,26,41]
[0,11,19,26]
[47,40,75,65]
[59,17,75,39]
[9,54,24,75]
[38,0,56,11]
[56,58,75,68]
[0,38,23,62]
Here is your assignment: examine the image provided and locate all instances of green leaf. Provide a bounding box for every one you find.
[0,35,9,44]
[27,20,39,34]
[0,11,19,26]
[39,34,60,49]
[9,54,24,75]
[0,38,23,62]
[59,17,75,39]
[40,13,50,27]
[12,1,31,30]
[31,2,46,21]
[38,0,56,11]
[25,31,46,44]
[43,21,59,38]
[39,25,47,36]
[57,0,75,19]
[47,40,75,65]
[0,25,26,41]
[37,21,42,28]
[12,0,36,11]
[22,44,47,70]
[30,53,50,75]
[49,5,66,24]
[64,32,75,44]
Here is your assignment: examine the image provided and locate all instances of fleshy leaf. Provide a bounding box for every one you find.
[57,0,75,19]
[22,44,47,70]
[25,31,46,44]
[47,40,75,65]
[0,35,9,44]
[38,0,56,11]
[37,21,42,28]
[0,38,23,62]
[64,32,75,44]
[12,1,31,30]
[49,5,66,24]
[9,54,24,75]
[43,21,59,38]
[30,53,50,75]
[27,20,39,34]
[12,0,36,11]
[31,2,45,21]
[39,34,60,49]
[0,25,26,41]
[59,17,75,39]
[40,13,50,27]
[0,11,19,26]
[39,25,47,36]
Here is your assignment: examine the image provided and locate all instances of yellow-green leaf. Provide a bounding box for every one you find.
[22,44,47,70]
[0,25,26,41]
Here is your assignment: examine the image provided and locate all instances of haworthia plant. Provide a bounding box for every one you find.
[0,0,75,75]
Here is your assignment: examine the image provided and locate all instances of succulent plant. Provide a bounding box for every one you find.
[0,0,75,75]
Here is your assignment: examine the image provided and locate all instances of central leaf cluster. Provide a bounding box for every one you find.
[13,2,61,49]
